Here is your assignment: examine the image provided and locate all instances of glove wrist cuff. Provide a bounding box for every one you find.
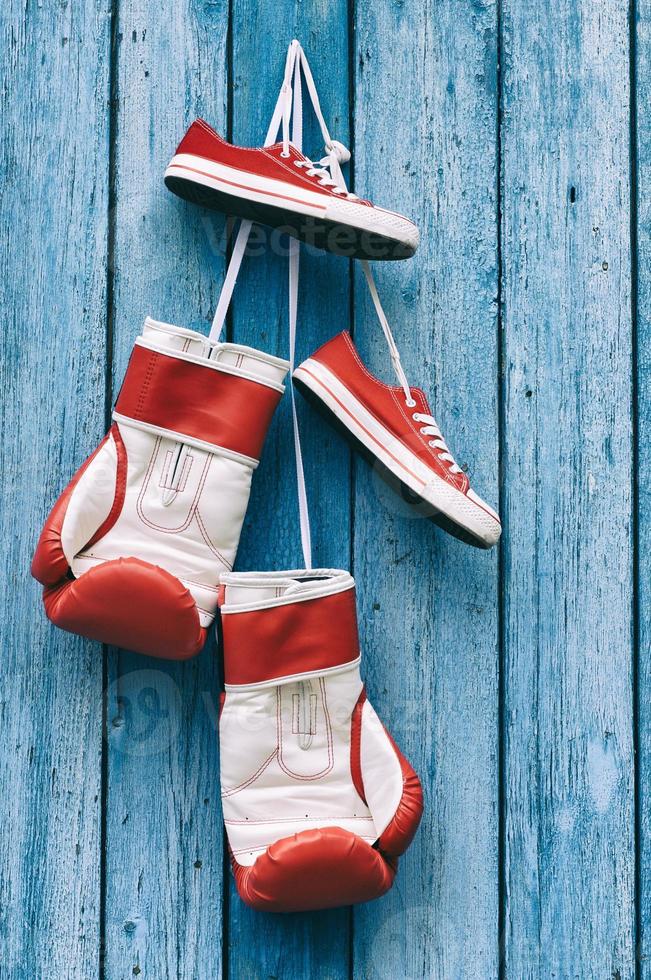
[220,571,361,689]
[114,339,286,461]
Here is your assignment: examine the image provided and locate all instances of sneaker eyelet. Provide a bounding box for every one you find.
[405,399,416,408]
[412,412,420,421]
[280,151,291,159]
[420,426,429,435]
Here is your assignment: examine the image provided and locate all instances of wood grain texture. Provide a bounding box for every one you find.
[0,1,111,976]
[227,3,354,977]
[500,0,636,976]
[103,2,229,977]
[351,2,501,977]
[635,0,651,974]
[1,0,645,975]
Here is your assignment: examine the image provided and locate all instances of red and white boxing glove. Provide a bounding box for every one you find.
[31,317,288,659]
[218,569,424,912]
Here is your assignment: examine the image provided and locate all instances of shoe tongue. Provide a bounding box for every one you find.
[412,388,432,414]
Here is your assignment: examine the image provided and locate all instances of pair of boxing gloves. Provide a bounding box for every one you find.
[31,318,424,913]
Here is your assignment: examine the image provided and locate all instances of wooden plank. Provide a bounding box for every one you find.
[351,2,500,976]
[227,6,353,978]
[0,1,111,976]
[500,0,636,975]
[102,3,229,977]
[635,0,651,974]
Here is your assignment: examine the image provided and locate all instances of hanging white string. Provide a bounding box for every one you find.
[278,45,414,404]
[288,49,313,568]
[285,53,463,475]
[163,54,304,512]
[209,42,300,342]
[360,260,414,405]
[206,39,313,567]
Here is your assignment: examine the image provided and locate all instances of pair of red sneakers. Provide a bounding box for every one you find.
[165,102,501,549]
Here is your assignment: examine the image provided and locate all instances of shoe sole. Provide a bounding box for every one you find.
[293,364,501,550]
[165,168,416,261]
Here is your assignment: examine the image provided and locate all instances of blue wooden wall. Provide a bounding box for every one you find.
[0,0,646,976]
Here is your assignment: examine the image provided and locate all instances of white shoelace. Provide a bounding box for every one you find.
[208,40,315,567]
[411,413,461,474]
[292,153,356,197]
[279,43,356,199]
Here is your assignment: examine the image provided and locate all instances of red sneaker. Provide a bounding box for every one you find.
[164,119,419,260]
[293,331,501,549]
